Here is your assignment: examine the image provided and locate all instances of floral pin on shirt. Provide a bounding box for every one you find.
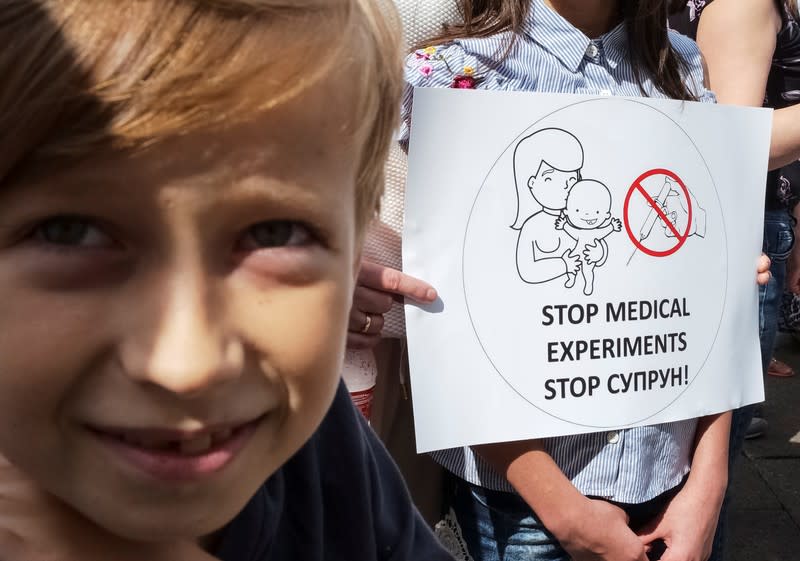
[686,0,707,21]
[414,46,483,89]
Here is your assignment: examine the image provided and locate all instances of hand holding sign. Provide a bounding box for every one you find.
[758,253,771,286]
[348,261,437,349]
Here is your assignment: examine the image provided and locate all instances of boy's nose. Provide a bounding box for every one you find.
[118,268,244,397]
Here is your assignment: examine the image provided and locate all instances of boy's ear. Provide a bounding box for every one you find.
[527,176,537,189]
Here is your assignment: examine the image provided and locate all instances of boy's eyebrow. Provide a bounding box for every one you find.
[2,167,337,214]
[541,167,555,176]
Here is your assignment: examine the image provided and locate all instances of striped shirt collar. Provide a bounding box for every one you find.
[523,0,629,73]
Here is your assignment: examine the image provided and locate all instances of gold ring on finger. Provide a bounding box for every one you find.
[361,313,372,334]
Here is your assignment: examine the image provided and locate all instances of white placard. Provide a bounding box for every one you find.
[403,89,771,453]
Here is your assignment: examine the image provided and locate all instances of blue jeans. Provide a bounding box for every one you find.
[446,475,680,561]
[447,476,566,561]
[756,209,795,374]
[710,208,795,561]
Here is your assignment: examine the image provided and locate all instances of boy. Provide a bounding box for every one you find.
[0,1,453,560]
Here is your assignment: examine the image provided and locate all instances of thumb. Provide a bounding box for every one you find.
[636,517,666,546]
[657,545,682,561]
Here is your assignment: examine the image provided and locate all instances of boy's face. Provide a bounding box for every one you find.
[565,185,611,229]
[527,163,579,211]
[0,86,360,541]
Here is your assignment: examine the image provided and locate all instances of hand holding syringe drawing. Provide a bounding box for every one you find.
[627,176,707,265]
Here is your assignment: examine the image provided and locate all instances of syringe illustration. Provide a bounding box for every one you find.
[626,177,679,266]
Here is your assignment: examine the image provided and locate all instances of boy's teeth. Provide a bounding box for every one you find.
[140,436,169,449]
[212,429,232,444]
[119,433,218,454]
[123,434,164,449]
[178,434,213,455]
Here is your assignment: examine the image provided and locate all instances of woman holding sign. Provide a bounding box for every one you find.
[367,1,772,561]
[694,0,800,437]
[686,0,800,558]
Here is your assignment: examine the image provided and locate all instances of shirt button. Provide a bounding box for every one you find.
[586,42,599,58]
[606,431,620,444]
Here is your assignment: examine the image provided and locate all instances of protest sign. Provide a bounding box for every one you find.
[403,89,771,453]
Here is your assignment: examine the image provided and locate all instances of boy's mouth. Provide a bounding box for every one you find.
[582,218,598,225]
[108,427,238,455]
[87,415,266,480]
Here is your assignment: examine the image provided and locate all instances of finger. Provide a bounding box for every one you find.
[757,272,771,286]
[758,254,771,273]
[636,522,665,546]
[353,286,394,315]
[657,546,681,561]
[358,261,437,302]
[346,332,382,350]
[348,311,385,335]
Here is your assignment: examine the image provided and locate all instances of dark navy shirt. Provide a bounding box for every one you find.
[679,0,800,210]
[213,382,453,561]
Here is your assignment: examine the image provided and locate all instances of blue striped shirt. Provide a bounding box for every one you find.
[400,0,715,503]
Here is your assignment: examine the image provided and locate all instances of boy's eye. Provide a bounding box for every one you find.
[241,220,311,250]
[33,217,112,248]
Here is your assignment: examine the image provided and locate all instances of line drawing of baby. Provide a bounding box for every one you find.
[554,179,621,295]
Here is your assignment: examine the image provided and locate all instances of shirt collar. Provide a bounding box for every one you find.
[599,21,628,71]
[522,0,628,73]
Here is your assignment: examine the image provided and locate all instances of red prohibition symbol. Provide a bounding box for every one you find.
[623,168,693,258]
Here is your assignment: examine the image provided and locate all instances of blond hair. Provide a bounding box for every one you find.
[0,0,403,229]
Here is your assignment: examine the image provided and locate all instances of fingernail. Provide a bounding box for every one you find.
[425,288,437,301]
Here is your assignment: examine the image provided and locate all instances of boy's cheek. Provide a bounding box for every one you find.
[233,276,349,392]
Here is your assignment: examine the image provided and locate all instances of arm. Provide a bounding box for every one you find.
[589,219,621,242]
[696,0,794,170]
[637,413,731,561]
[474,441,648,561]
[561,221,581,240]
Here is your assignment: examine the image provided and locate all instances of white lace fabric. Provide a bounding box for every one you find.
[434,508,477,561]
